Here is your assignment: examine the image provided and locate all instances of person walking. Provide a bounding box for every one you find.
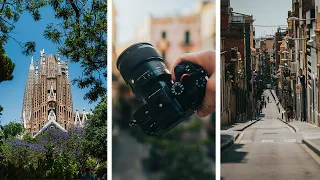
[264,101,267,108]
[267,96,270,103]
[284,108,288,122]
[286,108,291,122]
[251,109,255,121]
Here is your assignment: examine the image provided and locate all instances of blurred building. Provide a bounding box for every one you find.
[200,0,216,50]
[133,1,215,69]
[135,14,201,69]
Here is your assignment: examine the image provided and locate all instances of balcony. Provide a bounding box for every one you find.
[157,39,170,52]
[229,15,245,24]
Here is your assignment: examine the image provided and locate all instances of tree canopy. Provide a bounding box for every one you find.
[0,121,23,139]
[83,96,107,161]
[0,0,107,102]
[0,46,14,84]
[43,0,107,102]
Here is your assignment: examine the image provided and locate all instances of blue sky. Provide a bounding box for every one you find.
[0,7,98,125]
[115,0,206,45]
[231,0,291,37]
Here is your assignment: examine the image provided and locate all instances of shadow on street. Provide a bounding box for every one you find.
[221,143,248,164]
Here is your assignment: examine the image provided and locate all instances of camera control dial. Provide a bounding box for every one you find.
[195,77,206,88]
[171,82,184,95]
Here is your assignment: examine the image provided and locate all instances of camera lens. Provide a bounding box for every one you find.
[117,42,171,98]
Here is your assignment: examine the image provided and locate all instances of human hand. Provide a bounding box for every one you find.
[171,50,216,117]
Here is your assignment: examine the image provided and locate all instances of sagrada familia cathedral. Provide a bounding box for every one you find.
[21,50,91,137]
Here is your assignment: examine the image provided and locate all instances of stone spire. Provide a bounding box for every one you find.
[35,60,39,76]
[81,108,88,125]
[21,56,35,128]
[74,109,82,127]
[65,60,70,79]
[57,52,62,75]
[40,49,46,75]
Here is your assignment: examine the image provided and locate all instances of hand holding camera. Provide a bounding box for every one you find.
[117,43,214,136]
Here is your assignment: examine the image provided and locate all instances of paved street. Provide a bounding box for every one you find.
[221,90,320,180]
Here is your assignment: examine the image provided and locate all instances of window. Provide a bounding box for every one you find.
[185,31,190,44]
[162,31,166,39]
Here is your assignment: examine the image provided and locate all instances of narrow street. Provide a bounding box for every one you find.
[221,90,320,180]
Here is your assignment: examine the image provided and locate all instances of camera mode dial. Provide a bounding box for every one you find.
[171,82,184,96]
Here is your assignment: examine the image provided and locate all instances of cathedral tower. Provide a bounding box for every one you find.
[21,50,75,136]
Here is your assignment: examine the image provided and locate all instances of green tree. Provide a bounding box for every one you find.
[0,46,14,83]
[143,120,215,180]
[0,1,107,102]
[83,96,107,161]
[0,0,47,55]
[0,44,15,118]
[44,0,107,102]
[1,121,23,139]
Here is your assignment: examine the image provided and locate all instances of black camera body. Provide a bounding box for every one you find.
[117,43,208,136]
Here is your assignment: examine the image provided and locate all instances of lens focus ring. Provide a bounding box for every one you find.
[117,42,164,83]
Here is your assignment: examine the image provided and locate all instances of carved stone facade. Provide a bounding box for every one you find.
[21,50,91,136]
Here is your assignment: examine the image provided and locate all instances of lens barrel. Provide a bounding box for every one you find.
[117,42,164,83]
[117,42,171,98]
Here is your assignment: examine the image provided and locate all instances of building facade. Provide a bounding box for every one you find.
[21,50,90,136]
[133,1,215,69]
[221,0,255,127]
[136,13,202,69]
